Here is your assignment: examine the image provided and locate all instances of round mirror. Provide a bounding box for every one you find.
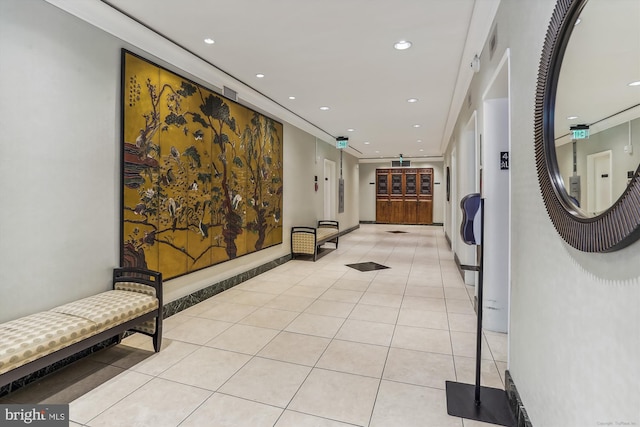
[535,0,640,252]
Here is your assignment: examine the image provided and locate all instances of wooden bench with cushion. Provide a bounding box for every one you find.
[0,267,163,389]
[291,220,339,261]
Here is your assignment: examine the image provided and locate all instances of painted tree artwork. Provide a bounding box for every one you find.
[121,50,283,280]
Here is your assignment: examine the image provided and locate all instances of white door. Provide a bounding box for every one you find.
[450,148,457,255]
[587,150,612,215]
[324,159,336,220]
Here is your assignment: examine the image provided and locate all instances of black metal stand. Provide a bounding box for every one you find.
[446,198,515,427]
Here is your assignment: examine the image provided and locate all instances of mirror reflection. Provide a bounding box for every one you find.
[554,0,640,217]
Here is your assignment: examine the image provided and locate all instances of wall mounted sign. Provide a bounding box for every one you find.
[570,124,590,140]
[500,152,509,170]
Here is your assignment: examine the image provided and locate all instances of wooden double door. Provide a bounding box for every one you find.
[376,168,433,224]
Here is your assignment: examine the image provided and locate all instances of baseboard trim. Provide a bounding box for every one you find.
[453,252,465,280]
[505,370,534,427]
[340,224,360,236]
[359,221,444,226]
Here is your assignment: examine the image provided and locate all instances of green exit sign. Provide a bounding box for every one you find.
[571,125,590,140]
[572,129,589,139]
[336,138,348,149]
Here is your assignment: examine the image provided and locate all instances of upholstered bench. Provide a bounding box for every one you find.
[0,267,162,389]
[291,220,339,261]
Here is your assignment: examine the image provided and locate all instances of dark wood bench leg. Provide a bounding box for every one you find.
[153,315,162,352]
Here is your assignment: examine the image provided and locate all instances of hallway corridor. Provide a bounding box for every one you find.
[1,224,508,426]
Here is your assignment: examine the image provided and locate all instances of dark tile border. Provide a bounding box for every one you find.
[163,254,291,317]
[506,370,534,427]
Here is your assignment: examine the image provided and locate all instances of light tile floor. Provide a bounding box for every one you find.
[0,224,508,426]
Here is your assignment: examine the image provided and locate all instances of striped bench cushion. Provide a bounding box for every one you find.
[0,290,158,376]
[0,311,96,375]
[50,290,158,332]
[316,228,338,240]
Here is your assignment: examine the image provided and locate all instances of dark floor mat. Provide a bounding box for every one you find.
[387,231,408,234]
[345,262,390,272]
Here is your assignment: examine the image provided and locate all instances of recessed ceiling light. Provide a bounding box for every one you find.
[407,98,419,103]
[419,149,424,152]
[347,128,355,132]
[394,40,412,50]
[289,96,296,100]
[364,141,371,145]
[204,38,215,44]
[320,106,330,111]
[417,139,422,143]
[375,150,380,153]
[256,73,265,78]
[628,81,640,87]
[413,124,421,128]
[567,115,578,120]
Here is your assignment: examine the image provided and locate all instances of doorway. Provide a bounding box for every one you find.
[587,150,613,215]
[324,159,336,220]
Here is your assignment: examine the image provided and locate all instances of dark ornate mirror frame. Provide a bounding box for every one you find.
[535,0,640,252]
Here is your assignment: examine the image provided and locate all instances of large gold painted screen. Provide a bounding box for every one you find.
[121,50,283,279]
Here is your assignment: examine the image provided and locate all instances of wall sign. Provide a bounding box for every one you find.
[500,151,509,170]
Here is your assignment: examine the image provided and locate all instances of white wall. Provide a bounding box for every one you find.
[358,161,444,224]
[446,0,640,425]
[0,0,358,322]
[314,142,360,230]
[557,118,640,211]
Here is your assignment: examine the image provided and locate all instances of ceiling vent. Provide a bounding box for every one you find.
[223,86,238,101]
[391,160,411,167]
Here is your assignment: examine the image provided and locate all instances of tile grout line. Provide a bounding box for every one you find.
[365,229,413,427]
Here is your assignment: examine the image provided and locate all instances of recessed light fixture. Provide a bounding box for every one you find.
[417,139,422,143]
[567,115,578,120]
[394,40,412,50]
[413,124,421,128]
[364,141,371,145]
[628,81,640,87]
[289,96,296,100]
[407,98,419,103]
[320,106,330,111]
[419,149,424,152]
[256,73,265,78]
[375,150,380,153]
[347,128,355,132]
[204,38,215,44]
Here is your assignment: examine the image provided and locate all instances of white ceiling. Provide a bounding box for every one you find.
[52,0,500,160]
[555,0,640,145]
